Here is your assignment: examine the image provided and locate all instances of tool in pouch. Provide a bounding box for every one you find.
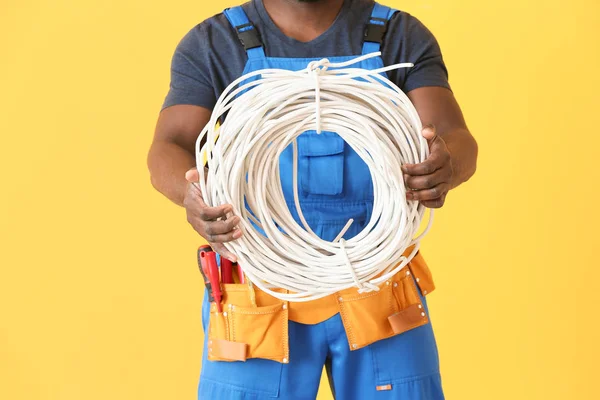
[197,245,290,363]
[197,245,247,361]
[197,244,223,312]
[195,245,431,363]
[197,244,251,312]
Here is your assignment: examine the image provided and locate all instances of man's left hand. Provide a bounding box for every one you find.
[401,125,454,209]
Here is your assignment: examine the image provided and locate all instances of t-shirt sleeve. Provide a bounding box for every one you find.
[383,13,451,93]
[162,25,217,110]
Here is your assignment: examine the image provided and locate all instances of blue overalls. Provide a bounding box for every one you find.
[198,4,444,399]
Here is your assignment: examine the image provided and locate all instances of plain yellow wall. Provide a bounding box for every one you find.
[1,0,599,399]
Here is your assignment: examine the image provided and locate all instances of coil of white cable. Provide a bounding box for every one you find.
[195,52,432,302]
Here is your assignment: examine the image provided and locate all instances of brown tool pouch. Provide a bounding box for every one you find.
[206,252,435,359]
[336,252,435,350]
[207,283,290,364]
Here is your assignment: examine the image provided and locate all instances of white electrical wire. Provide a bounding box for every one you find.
[195,52,432,302]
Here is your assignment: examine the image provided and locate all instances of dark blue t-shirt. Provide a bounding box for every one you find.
[162,0,450,111]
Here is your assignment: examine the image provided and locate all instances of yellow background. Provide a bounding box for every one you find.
[1,0,598,399]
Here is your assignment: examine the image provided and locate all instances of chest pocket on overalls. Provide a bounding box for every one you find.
[298,130,345,195]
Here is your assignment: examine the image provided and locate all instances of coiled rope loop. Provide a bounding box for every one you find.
[195,52,432,302]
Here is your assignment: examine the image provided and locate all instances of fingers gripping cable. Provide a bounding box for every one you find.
[195,52,433,302]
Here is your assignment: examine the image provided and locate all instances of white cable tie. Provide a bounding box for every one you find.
[358,282,381,294]
[338,238,379,293]
[314,68,321,134]
[336,222,378,294]
[338,239,363,291]
[308,58,332,134]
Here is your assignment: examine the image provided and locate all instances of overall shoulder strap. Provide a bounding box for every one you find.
[223,6,266,59]
[362,3,398,55]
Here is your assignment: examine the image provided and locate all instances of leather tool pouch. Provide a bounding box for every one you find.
[207,283,290,364]
[337,252,435,350]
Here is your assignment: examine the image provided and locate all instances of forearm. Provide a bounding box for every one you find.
[442,128,478,189]
[147,141,196,206]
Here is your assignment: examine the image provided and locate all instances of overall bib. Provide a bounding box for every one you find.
[198,4,445,399]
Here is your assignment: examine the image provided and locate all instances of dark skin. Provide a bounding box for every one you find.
[147,0,478,260]
[263,0,345,42]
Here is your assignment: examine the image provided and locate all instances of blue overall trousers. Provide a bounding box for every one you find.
[198,4,445,399]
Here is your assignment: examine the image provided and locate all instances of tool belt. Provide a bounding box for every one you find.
[203,251,435,364]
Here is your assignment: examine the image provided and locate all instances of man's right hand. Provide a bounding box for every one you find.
[183,167,242,262]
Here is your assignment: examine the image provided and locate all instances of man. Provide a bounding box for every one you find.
[148,0,477,398]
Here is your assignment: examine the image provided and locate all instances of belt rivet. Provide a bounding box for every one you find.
[283,304,287,310]
[416,277,420,282]
[406,270,411,276]
[338,297,343,302]
[223,312,228,317]
[352,344,358,349]
[283,358,288,363]
[423,290,428,295]
[421,312,426,317]
[418,305,422,309]
[393,282,398,287]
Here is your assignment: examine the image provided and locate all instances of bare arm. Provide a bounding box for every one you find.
[147,105,241,260]
[402,86,478,207]
[147,105,210,206]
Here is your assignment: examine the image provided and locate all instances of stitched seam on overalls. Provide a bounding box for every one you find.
[285,201,374,208]
[358,331,396,350]
[371,341,381,382]
[285,199,374,204]
[381,371,442,385]
[260,55,365,63]
[201,377,278,396]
